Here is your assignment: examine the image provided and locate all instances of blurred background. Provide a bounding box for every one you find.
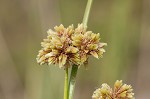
[0,0,150,99]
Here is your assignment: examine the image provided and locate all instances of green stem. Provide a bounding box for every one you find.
[82,0,93,26]
[68,65,78,99]
[68,0,93,99]
[64,68,69,99]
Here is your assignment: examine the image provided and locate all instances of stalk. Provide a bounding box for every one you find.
[68,65,78,99]
[68,0,93,99]
[64,68,69,99]
[82,0,93,27]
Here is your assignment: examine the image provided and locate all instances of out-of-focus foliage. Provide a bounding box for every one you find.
[0,0,150,99]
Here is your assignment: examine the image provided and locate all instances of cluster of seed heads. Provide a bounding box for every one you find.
[36,24,106,68]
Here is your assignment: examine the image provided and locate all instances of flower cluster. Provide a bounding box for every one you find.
[36,24,106,68]
[92,80,134,99]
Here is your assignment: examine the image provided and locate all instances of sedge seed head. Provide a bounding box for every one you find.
[72,24,107,65]
[36,24,106,68]
[92,80,135,99]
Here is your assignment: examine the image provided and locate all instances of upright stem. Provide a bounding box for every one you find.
[68,65,78,99]
[82,0,93,26]
[64,68,69,99]
[68,0,93,99]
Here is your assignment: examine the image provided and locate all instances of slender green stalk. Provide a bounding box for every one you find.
[64,68,69,99]
[68,0,93,99]
[82,0,93,26]
[68,65,78,99]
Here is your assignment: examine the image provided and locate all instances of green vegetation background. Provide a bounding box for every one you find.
[0,0,149,99]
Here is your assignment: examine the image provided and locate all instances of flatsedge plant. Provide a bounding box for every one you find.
[36,0,106,99]
[36,0,135,99]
